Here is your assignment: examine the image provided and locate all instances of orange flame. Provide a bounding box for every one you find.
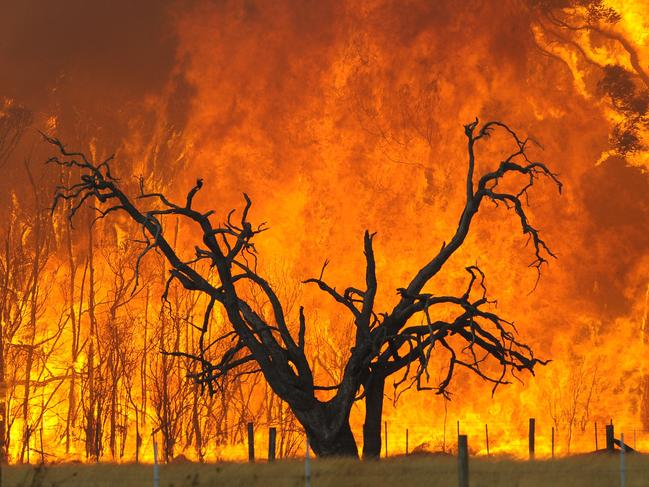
[1,0,649,463]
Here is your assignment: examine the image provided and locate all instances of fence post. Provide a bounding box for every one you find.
[457,435,468,487]
[406,428,409,456]
[384,421,388,458]
[247,422,255,463]
[620,432,626,487]
[595,422,598,451]
[551,427,555,459]
[153,439,160,487]
[529,418,535,460]
[606,424,615,451]
[268,427,276,462]
[485,424,490,457]
[305,434,311,487]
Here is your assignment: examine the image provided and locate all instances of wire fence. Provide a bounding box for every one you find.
[378,419,649,459]
[9,417,649,464]
[3,419,649,486]
[5,453,649,487]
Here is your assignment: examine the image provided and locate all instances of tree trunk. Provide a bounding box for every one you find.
[136,287,150,464]
[21,212,43,464]
[0,314,6,472]
[307,419,357,457]
[109,354,117,460]
[191,382,203,462]
[85,226,99,461]
[362,373,385,459]
[641,283,649,430]
[294,403,358,458]
[64,204,78,456]
[0,223,11,470]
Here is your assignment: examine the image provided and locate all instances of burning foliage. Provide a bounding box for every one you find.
[0,0,648,462]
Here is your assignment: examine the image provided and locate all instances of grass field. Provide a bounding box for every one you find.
[5,453,648,486]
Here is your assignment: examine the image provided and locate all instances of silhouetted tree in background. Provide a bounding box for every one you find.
[531,0,649,156]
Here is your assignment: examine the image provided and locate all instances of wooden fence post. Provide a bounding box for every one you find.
[485,424,490,457]
[153,439,159,487]
[551,427,555,459]
[247,422,255,463]
[384,421,388,458]
[595,422,598,451]
[528,418,535,460]
[406,428,409,456]
[457,435,469,487]
[268,427,276,462]
[606,424,615,451]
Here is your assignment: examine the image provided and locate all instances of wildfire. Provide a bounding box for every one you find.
[0,0,648,463]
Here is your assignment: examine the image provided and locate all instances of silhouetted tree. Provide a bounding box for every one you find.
[45,119,560,457]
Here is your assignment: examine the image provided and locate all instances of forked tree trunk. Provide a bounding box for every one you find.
[362,373,386,459]
[293,403,358,458]
[309,421,357,457]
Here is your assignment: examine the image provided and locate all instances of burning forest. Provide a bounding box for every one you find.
[1,0,649,468]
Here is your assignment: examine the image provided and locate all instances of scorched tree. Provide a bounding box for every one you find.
[45,119,560,458]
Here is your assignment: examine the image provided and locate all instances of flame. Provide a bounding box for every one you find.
[1,0,649,463]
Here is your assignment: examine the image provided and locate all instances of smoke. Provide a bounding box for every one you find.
[0,0,178,108]
[0,0,190,208]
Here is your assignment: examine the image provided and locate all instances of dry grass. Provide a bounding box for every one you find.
[4,453,648,486]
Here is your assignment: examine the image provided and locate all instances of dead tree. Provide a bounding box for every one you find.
[0,202,40,464]
[45,118,560,457]
[18,162,54,464]
[302,120,561,457]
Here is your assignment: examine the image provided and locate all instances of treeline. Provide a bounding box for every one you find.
[1,179,312,463]
[0,107,319,464]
